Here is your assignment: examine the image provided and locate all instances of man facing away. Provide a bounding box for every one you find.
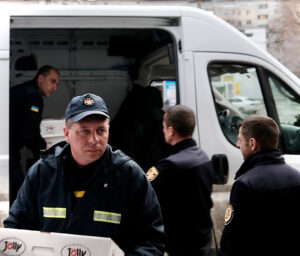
[9,65,60,204]
[5,93,165,256]
[147,105,214,256]
[219,115,300,256]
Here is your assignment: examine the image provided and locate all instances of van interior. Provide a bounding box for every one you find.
[10,28,177,172]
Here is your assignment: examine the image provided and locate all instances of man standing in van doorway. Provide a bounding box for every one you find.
[146,105,214,256]
[9,65,60,205]
[5,93,165,256]
[219,115,300,256]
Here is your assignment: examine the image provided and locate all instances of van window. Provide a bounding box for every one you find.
[151,80,177,110]
[267,72,300,153]
[208,63,267,145]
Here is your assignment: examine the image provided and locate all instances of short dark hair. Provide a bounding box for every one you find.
[34,65,59,80]
[240,115,279,150]
[165,105,195,138]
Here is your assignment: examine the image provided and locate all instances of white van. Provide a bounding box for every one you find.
[1,3,300,241]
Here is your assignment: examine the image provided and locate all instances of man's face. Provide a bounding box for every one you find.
[63,116,109,166]
[38,70,60,98]
[236,126,252,160]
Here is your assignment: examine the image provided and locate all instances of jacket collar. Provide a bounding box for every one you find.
[171,138,196,155]
[41,141,131,172]
[235,149,285,180]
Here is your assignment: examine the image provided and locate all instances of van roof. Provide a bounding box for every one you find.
[1,4,300,88]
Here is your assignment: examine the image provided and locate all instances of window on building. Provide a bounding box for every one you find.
[246,20,252,25]
[259,4,268,9]
[258,14,269,20]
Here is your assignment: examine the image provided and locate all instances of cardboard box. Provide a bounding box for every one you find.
[0,228,124,256]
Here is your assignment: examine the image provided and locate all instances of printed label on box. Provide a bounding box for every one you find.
[0,237,26,255]
[61,243,91,256]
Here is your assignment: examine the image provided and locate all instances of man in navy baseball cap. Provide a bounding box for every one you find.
[65,93,110,122]
[5,92,165,255]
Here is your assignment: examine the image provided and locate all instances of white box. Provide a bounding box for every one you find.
[40,119,65,136]
[42,135,65,147]
[0,228,124,256]
[40,119,65,147]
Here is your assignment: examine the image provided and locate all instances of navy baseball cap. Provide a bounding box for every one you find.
[65,93,110,122]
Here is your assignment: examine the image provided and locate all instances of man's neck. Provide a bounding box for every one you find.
[170,136,191,146]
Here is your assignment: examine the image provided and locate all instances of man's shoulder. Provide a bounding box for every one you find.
[109,146,143,171]
[168,145,209,167]
[237,162,300,191]
[11,80,40,101]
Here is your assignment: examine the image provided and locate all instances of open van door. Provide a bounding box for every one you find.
[0,10,10,200]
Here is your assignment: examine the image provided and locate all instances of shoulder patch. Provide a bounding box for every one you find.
[30,105,39,112]
[224,203,234,225]
[146,167,159,182]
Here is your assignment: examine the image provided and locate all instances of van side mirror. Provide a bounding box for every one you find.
[211,154,229,185]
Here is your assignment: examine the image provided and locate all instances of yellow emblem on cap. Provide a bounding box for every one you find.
[83,97,95,106]
[146,167,159,182]
[224,203,234,225]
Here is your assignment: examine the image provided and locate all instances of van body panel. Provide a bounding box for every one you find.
[178,51,200,144]
[0,12,9,50]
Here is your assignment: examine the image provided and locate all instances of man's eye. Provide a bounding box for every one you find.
[81,130,89,134]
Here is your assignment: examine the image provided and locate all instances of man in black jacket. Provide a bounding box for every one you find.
[10,65,60,204]
[5,93,165,256]
[219,115,300,256]
[147,105,214,256]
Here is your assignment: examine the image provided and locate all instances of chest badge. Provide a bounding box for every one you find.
[224,203,234,225]
[146,167,159,182]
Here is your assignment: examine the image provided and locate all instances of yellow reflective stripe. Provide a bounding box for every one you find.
[94,211,121,224]
[43,207,66,218]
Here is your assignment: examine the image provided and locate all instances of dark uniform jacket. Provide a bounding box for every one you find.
[4,142,165,256]
[150,139,214,255]
[219,150,300,256]
[10,79,46,158]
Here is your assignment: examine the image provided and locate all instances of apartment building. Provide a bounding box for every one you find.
[201,1,278,29]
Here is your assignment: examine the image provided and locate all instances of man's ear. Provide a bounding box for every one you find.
[63,126,70,143]
[250,138,258,152]
[168,126,175,137]
[37,74,44,85]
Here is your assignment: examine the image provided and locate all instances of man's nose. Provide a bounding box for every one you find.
[89,132,100,143]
